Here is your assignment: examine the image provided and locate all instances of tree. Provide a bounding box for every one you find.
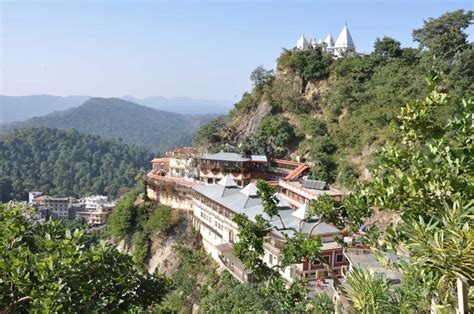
[232,180,336,310]
[342,267,396,313]
[277,48,331,93]
[250,65,275,88]
[412,9,473,61]
[193,117,226,148]
[347,81,474,310]
[0,205,170,312]
[373,36,402,58]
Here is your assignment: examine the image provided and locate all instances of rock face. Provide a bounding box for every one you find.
[147,210,200,274]
[223,100,272,146]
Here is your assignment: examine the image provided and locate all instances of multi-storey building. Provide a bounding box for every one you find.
[196,152,268,187]
[151,157,169,176]
[192,175,348,283]
[34,196,73,220]
[75,195,114,225]
[167,147,197,179]
[278,178,343,209]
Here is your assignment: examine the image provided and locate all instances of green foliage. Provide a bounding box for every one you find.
[196,11,473,189]
[233,180,329,309]
[363,87,472,220]
[0,128,150,202]
[158,246,215,312]
[107,190,176,267]
[132,230,150,266]
[250,65,275,88]
[199,271,278,313]
[241,115,296,158]
[373,36,402,58]
[0,205,170,312]
[346,86,474,310]
[412,9,473,61]
[0,97,214,153]
[145,205,173,234]
[232,213,271,277]
[342,267,396,313]
[193,116,226,148]
[296,116,328,137]
[277,48,332,92]
[107,189,141,238]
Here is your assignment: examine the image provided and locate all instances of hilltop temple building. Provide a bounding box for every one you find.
[296,23,356,58]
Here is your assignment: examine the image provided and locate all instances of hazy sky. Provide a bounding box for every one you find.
[1,1,472,101]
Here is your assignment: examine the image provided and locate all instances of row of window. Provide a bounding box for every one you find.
[200,211,212,224]
[311,253,345,266]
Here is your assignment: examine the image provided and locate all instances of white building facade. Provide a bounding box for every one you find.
[296,23,356,57]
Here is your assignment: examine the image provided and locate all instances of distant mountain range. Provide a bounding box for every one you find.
[121,95,232,115]
[0,95,90,123]
[0,98,217,153]
[0,94,232,123]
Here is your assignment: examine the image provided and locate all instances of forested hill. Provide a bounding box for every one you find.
[1,97,216,153]
[0,128,152,202]
[194,10,473,188]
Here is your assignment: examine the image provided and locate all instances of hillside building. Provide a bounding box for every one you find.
[167,146,198,179]
[192,175,348,283]
[75,195,114,225]
[296,23,356,57]
[33,196,74,220]
[196,152,269,187]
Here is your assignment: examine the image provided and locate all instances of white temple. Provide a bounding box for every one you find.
[296,23,356,58]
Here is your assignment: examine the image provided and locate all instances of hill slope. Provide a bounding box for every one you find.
[1,98,216,153]
[0,128,152,201]
[194,12,472,187]
[0,95,90,123]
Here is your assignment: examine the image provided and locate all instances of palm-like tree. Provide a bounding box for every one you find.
[342,267,397,313]
[397,199,474,311]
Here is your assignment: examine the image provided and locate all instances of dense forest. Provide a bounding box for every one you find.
[194,9,473,187]
[0,128,151,201]
[1,97,216,153]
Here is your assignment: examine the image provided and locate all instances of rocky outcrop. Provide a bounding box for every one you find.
[224,100,272,145]
[148,210,200,274]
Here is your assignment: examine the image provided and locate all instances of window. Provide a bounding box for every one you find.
[323,256,331,264]
[336,254,344,263]
[269,254,273,265]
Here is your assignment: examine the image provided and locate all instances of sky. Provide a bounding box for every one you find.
[1,0,472,101]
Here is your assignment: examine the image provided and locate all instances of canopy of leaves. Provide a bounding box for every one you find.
[107,188,177,266]
[412,9,473,61]
[241,115,296,158]
[373,36,402,58]
[344,85,474,311]
[0,205,169,312]
[250,65,275,88]
[0,128,151,202]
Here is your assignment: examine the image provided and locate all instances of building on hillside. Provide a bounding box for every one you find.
[33,196,74,220]
[192,175,348,283]
[278,177,343,209]
[75,195,114,225]
[28,191,43,204]
[296,23,356,58]
[167,146,198,179]
[267,159,311,182]
[196,152,269,187]
[151,157,170,176]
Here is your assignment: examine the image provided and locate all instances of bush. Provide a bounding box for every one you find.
[145,205,173,234]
